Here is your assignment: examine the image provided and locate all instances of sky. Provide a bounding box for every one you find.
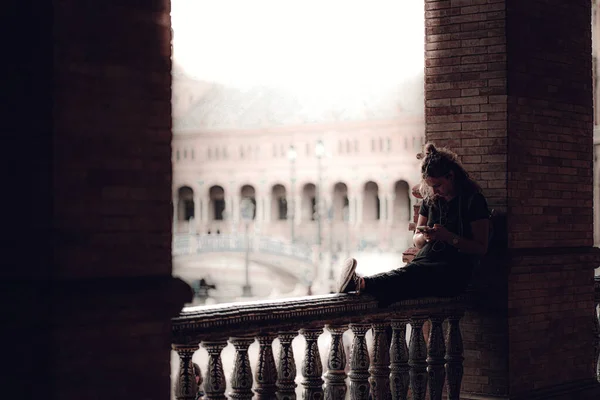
[171,0,425,97]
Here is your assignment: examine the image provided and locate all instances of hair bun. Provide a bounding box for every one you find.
[424,142,437,155]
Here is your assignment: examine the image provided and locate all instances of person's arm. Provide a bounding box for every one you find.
[413,214,429,249]
[431,218,489,255]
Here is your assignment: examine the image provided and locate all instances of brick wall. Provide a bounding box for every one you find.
[5,1,190,399]
[425,0,598,397]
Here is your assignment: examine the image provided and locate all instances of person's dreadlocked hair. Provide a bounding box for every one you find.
[417,142,481,205]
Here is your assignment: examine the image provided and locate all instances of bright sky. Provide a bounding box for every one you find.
[171,0,424,96]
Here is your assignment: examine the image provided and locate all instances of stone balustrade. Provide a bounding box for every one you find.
[172,293,468,400]
[595,276,599,383]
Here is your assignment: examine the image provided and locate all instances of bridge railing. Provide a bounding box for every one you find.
[172,293,468,400]
[173,233,316,265]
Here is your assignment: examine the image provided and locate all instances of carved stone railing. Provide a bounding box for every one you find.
[595,276,599,383]
[172,293,468,400]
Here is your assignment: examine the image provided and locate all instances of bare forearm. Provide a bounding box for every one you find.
[413,232,427,249]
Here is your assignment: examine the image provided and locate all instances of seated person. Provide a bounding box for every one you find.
[338,143,490,306]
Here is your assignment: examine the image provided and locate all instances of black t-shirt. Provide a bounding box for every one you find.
[414,191,490,269]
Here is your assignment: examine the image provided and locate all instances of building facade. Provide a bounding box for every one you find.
[172,65,425,252]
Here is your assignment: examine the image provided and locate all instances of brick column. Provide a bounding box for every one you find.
[426,0,599,398]
[5,2,191,399]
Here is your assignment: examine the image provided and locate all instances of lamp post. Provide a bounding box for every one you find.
[287,145,297,243]
[315,140,325,291]
[240,197,255,297]
[343,205,350,258]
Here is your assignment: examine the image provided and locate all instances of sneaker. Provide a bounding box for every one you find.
[337,258,361,294]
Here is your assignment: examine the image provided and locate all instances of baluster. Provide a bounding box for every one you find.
[300,328,324,399]
[256,334,278,400]
[276,331,298,400]
[349,323,371,400]
[408,317,428,400]
[324,325,348,400]
[230,337,255,400]
[173,344,200,400]
[595,304,599,383]
[426,316,446,400]
[445,314,464,400]
[202,340,228,400]
[369,322,391,400]
[389,319,409,400]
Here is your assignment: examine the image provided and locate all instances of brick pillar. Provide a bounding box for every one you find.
[425,0,599,398]
[5,1,191,399]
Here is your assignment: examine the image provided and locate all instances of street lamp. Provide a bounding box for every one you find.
[315,139,325,251]
[314,140,325,292]
[287,145,297,243]
[240,197,255,297]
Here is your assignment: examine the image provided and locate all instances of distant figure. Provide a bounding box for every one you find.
[216,229,221,235]
[193,363,204,400]
[207,230,211,235]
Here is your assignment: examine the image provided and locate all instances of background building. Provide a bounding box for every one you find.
[171,63,425,298]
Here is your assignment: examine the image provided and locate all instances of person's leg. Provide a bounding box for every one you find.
[362,262,436,305]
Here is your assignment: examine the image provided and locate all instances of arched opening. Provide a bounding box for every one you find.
[363,181,380,221]
[271,184,287,221]
[240,184,257,220]
[209,185,225,221]
[393,180,411,223]
[302,183,317,221]
[333,182,349,222]
[177,186,195,221]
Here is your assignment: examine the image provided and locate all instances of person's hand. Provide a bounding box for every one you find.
[422,229,434,243]
[431,224,452,242]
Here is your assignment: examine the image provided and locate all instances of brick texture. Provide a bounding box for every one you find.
[425,0,597,398]
[4,1,190,400]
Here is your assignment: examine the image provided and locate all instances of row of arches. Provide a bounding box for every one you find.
[176,180,412,225]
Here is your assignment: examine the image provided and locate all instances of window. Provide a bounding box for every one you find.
[240,146,245,159]
[379,138,383,151]
[214,199,225,220]
[215,147,220,160]
[184,199,194,220]
[404,137,408,149]
[371,139,375,152]
[311,197,316,221]
[354,139,358,152]
[176,150,180,161]
[207,148,212,160]
[278,198,288,220]
[346,140,351,153]
[183,149,187,159]
[386,138,391,152]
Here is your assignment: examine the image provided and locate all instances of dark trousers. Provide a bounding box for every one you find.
[362,262,471,307]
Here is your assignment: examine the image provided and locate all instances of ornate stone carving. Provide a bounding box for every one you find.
[369,322,391,400]
[324,325,348,400]
[202,340,228,400]
[445,314,464,400]
[389,319,409,400]
[595,305,599,383]
[276,331,298,400]
[229,337,255,400]
[349,323,371,400]
[300,328,324,400]
[426,316,446,400]
[256,334,278,400]
[408,317,428,400]
[173,344,199,400]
